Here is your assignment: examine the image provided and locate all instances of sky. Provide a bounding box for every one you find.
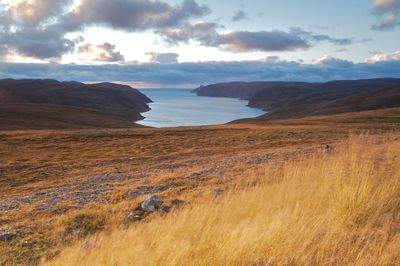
[0,0,400,87]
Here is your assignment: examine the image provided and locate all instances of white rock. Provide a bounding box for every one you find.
[141,195,163,212]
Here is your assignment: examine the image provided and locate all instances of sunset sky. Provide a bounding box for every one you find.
[0,0,400,87]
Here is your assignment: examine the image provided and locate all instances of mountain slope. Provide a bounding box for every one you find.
[194,78,400,121]
[0,79,152,129]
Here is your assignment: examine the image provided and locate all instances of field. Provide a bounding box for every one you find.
[1,107,400,265]
[47,133,400,265]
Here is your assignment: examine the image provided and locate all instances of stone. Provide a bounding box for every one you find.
[0,232,17,242]
[141,195,163,212]
[127,211,144,221]
[325,144,334,154]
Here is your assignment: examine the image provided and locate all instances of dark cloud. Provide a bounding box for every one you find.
[61,0,210,32]
[231,10,247,21]
[218,31,310,52]
[361,38,374,43]
[290,27,353,46]
[262,56,281,62]
[0,26,76,59]
[1,58,399,86]
[157,22,221,45]
[0,0,76,59]
[146,52,179,63]
[372,0,400,30]
[335,48,348,53]
[0,0,210,59]
[159,24,353,52]
[159,23,309,51]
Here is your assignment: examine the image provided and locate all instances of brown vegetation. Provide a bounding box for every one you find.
[0,79,151,130]
[46,133,400,265]
[1,107,400,265]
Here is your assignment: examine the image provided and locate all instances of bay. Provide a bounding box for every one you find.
[136,89,265,128]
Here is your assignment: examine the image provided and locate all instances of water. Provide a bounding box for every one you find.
[136,89,265,128]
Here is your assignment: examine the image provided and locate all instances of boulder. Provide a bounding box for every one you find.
[0,232,17,242]
[141,195,163,212]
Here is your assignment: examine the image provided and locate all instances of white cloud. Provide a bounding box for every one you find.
[312,55,354,68]
[78,42,125,62]
[366,50,400,62]
[146,52,179,64]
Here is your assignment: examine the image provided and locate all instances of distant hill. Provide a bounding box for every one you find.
[0,79,152,130]
[194,78,400,121]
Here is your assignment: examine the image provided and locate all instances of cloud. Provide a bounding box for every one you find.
[0,26,77,59]
[0,0,210,59]
[159,24,309,52]
[262,56,282,62]
[146,52,179,63]
[372,0,400,30]
[289,27,353,46]
[157,22,221,45]
[1,57,399,86]
[366,50,400,62]
[0,0,77,59]
[335,48,348,53]
[374,0,400,12]
[218,30,310,52]
[61,0,210,32]
[231,10,247,21]
[7,0,70,25]
[78,42,125,62]
[159,23,353,53]
[312,55,354,68]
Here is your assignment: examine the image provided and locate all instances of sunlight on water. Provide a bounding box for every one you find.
[136,89,265,128]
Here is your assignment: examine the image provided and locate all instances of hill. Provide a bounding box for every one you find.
[0,79,152,130]
[194,78,400,121]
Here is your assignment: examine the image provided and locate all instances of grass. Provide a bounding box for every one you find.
[45,134,400,265]
[1,108,400,265]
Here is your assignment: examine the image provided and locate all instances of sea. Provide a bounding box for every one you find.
[136,89,265,128]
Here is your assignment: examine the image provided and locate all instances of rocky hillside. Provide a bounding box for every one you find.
[0,79,152,129]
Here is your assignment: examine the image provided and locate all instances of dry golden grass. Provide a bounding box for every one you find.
[45,134,400,266]
[1,108,400,265]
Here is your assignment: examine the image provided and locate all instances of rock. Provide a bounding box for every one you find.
[0,232,17,242]
[325,144,334,154]
[127,211,144,221]
[141,195,163,212]
[17,196,33,204]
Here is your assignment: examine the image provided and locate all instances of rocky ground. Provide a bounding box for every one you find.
[2,108,399,264]
[0,144,321,216]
